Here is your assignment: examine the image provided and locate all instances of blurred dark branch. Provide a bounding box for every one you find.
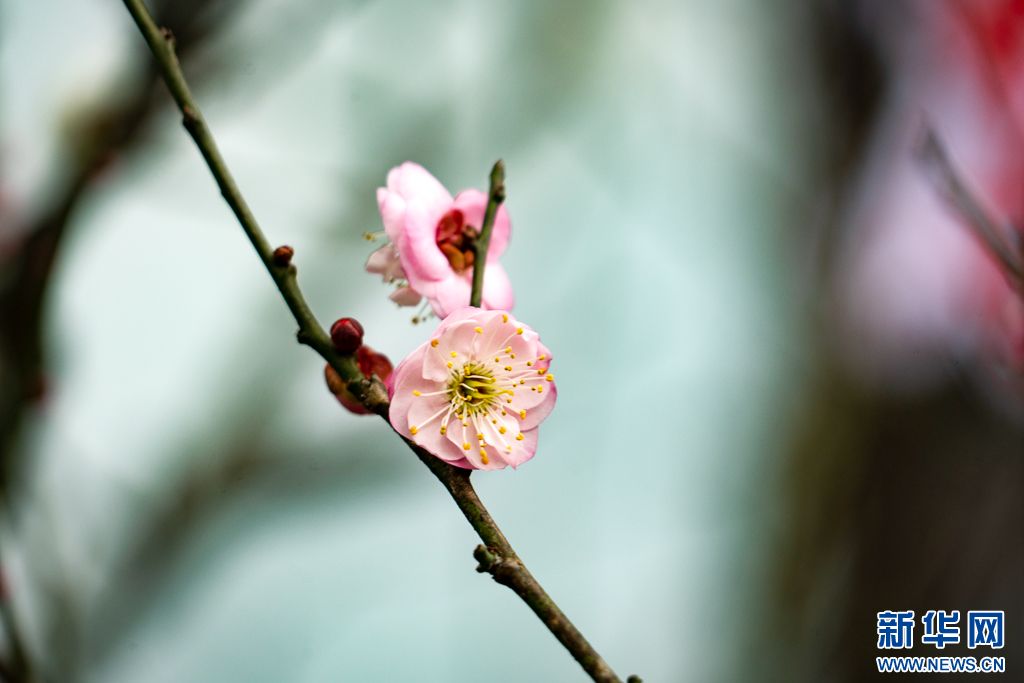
[120,1,630,680]
[916,127,1024,291]
[0,2,241,681]
[0,0,242,490]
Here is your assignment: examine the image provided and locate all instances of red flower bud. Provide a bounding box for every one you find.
[330,317,364,354]
[272,245,294,267]
[325,345,393,415]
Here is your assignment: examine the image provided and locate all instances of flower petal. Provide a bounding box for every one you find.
[389,286,422,307]
[419,273,472,319]
[386,162,453,219]
[397,197,453,284]
[376,189,408,245]
[503,427,538,469]
[481,263,515,312]
[452,189,511,259]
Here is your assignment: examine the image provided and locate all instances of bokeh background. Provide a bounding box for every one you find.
[1,1,1022,681]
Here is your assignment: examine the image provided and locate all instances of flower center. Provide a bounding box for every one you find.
[448,361,506,415]
[435,209,476,272]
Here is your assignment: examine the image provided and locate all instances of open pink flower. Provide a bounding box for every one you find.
[368,162,514,318]
[388,307,556,470]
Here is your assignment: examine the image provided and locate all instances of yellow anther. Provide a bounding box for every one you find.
[502,314,509,323]
[463,442,471,451]
[501,409,507,416]
[495,357,501,363]
[519,409,526,419]
[474,326,483,333]
[410,426,419,435]
[526,361,533,367]
[536,386,544,393]
[477,433,485,441]
[440,426,447,435]
[430,339,439,348]
[481,450,490,464]
[504,366,513,371]
[546,374,554,382]
[506,398,513,404]
[516,434,524,441]
[450,351,458,358]
[538,355,546,361]
[516,327,524,335]
[413,390,421,396]
[447,361,453,368]
[499,426,507,434]
[505,346,512,353]
[538,369,545,375]
[510,353,516,359]
[520,379,526,385]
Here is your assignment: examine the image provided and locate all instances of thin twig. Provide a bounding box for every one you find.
[916,127,1024,290]
[469,161,505,307]
[119,1,630,680]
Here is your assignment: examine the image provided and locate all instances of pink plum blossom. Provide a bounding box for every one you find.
[388,307,556,470]
[367,162,514,318]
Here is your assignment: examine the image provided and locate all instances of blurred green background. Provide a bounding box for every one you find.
[2,1,1021,681]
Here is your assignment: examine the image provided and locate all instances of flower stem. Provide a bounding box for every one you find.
[119,2,632,681]
[119,0,381,408]
[469,161,506,308]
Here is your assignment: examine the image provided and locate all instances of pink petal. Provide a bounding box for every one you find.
[422,318,481,381]
[386,162,453,219]
[480,263,515,311]
[389,286,422,307]
[376,189,408,245]
[420,273,472,319]
[503,427,539,469]
[397,198,454,284]
[389,346,431,424]
[452,189,511,259]
[365,244,405,282]
[518,383,556,431]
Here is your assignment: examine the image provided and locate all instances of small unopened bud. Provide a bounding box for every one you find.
[324,345,393,415]
[272,245,294,267]
[330,317,364,354]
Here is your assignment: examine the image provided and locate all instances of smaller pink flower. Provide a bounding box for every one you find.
[388,307,556,470]
[368,162,514,318]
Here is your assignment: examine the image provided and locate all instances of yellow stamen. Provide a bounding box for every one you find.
[546,374,554,382]
[474,326,483,333]
[440,426,447,435]
[516,327,524,335]
[410,426,419,435]
[447,361,453,368]
[516,434,524,441]
[519,409,526,419]
[504,366,512,371]
[413,390,421,396]
[480,450,490,464]
[499,426,507,434]
[463,442,471,451]
[502,314,509,323]
[430,339,439,348]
